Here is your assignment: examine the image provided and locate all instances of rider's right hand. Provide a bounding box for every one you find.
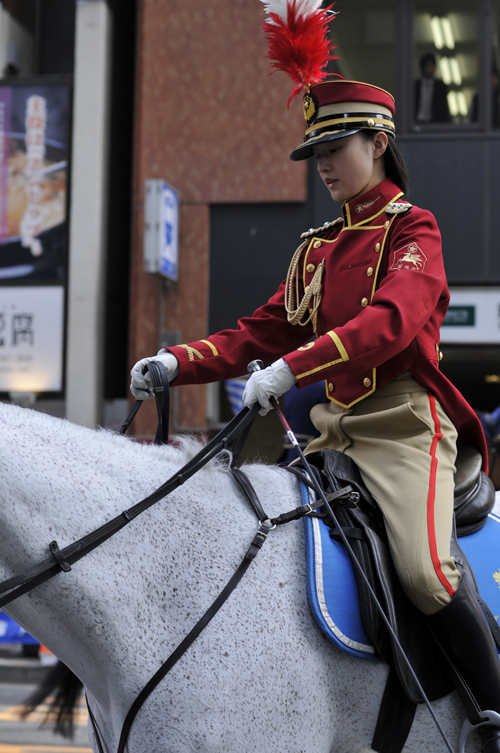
[130,350,179,400]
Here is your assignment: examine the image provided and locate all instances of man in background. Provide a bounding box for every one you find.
[415,52,451,123]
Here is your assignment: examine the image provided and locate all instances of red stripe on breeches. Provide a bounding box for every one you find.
[308,371,460,614]
[426,393,456,598]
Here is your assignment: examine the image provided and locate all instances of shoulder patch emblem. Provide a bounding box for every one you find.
[301,217,343,239]
[390,242,427,272]
[298,342,315,351]
[386,202,413,216]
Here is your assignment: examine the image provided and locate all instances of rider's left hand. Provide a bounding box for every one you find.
[130,351,179,400]
[242,359,297,416]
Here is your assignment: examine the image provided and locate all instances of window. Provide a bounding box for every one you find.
[329,0,395,95]
[413,1,479,127]
[489,0,500,127]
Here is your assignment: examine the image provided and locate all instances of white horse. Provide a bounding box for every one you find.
[0,401,482,753]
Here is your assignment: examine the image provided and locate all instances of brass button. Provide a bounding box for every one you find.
[361,297,368,307]
[363,377,372,388]
[367,267,374,277]
[306,263,315,273]
[375,242,381,252]
[328,382,335,392]
[367,118,375,127]
[384,221,390,229]
[313,240,322,249]
[439,351,443,361]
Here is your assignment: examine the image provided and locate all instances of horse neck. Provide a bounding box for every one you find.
[0,405,297,708]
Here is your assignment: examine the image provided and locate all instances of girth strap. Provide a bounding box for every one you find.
[372,666,417,753]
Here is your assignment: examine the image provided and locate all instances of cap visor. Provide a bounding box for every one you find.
[289,128,362,161]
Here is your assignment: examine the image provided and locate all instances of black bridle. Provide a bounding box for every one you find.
[0,363,280,752]
[0,361,461,753]
[0,363,262,610]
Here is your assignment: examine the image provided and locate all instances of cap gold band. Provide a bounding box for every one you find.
[305,115,395,137]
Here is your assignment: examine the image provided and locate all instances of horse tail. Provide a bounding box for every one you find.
[20,660,84,739]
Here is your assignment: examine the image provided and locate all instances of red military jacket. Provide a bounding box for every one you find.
[169,178,487,467]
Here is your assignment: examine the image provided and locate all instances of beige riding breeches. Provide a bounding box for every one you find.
[306,371,460,615]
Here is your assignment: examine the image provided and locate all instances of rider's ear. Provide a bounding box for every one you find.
[372,131,388,160]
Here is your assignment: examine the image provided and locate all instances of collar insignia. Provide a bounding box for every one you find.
[355,196,380,214]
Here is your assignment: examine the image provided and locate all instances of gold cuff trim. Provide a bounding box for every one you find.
[327,331,349,361]
[180,344,204,362]
[200,339,219,356]
[296,357,344,380]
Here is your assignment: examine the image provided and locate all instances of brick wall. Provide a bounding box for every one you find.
[129,0,307,437]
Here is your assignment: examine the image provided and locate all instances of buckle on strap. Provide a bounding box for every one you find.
[459,710,500,753]
[245,521,274,561]
[49,540,72,573]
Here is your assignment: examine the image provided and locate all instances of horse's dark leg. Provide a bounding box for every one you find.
[20,660,83,739]
[427,576,500,752]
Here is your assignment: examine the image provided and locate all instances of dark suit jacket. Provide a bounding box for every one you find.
[415,78,450,122]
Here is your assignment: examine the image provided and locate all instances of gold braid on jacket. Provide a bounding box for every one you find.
[285,241,325,331]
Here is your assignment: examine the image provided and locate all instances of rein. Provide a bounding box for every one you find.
[0,364,260,609]
[0,362,465,752]
[0,363,287,753]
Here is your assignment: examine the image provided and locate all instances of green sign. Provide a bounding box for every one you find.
[442,305,476,327]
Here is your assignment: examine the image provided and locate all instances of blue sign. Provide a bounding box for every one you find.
[159,184,179,281]
[0,611,38,644]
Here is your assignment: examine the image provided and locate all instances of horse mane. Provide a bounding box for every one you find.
[2,402,293,741]
[3,403,235,738]
[0,401,232,476]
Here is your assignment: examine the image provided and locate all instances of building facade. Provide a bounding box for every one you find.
[1,0,500,449]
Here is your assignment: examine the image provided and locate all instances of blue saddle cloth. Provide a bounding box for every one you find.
[303,480,500,661]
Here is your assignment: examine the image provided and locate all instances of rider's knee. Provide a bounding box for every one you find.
[400,566,460,615]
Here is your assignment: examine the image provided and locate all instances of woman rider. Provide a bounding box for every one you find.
[130,77,500,752]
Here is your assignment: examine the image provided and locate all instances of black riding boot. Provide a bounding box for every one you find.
[427,576,500,752]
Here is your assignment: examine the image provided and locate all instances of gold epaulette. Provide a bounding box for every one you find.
[300,217,343,239]
[385,202,413,216]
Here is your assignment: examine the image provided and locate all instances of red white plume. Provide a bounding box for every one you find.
[260,0,340,105]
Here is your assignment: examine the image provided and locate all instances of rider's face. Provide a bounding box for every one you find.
[313,132,388,204]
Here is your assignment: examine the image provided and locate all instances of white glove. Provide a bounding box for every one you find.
[130,350,179,400]
[242,358,296,416]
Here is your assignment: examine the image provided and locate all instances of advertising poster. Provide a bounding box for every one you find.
[0,286,64,392]
[0,79,70,396]
[0,81,70,283]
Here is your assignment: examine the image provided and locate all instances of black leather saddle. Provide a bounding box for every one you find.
[290,442,497,753]
[453,443,495,536]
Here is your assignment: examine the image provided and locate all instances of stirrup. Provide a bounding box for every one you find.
[459,710,500,753]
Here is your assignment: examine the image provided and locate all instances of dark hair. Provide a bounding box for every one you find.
[359,129,409,196]
[420,52,436,74]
